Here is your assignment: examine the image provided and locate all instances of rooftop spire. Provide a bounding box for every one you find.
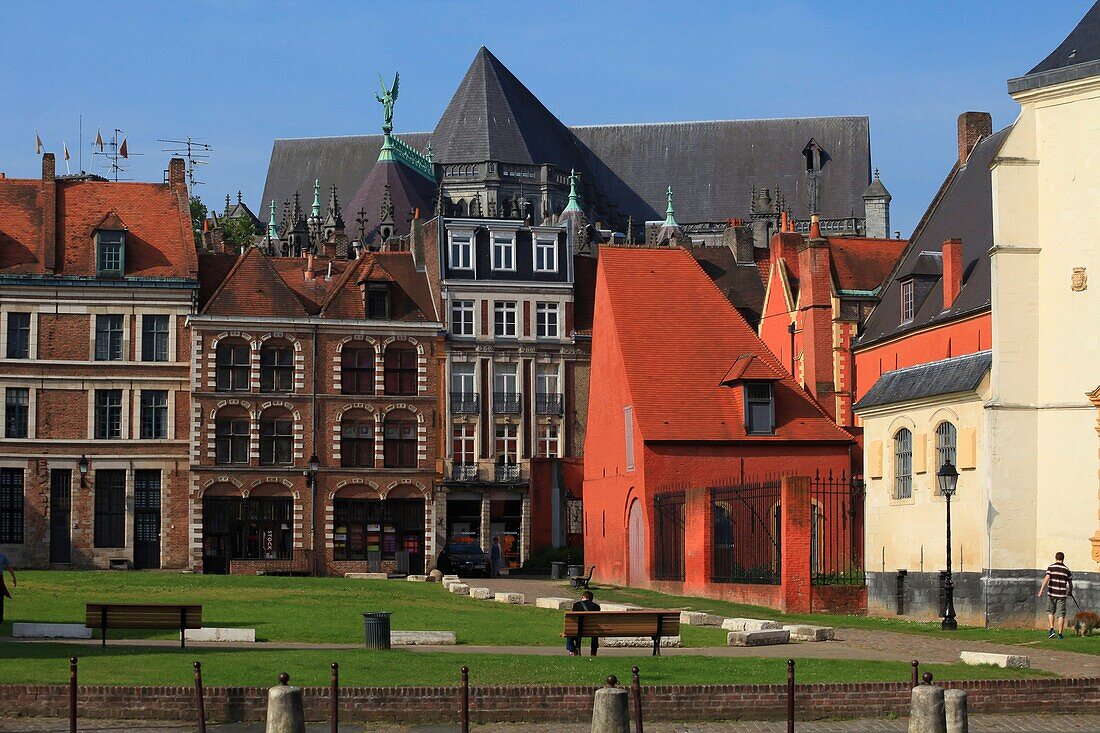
[664,185,678,227]
[311,179,321,218]
[563,169,582,213]
[268,199,278,239]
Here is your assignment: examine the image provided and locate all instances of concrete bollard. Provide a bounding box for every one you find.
[944,690,968,733]
[908,684,946,733]
[266,673,305,733]
[592,675,630,733]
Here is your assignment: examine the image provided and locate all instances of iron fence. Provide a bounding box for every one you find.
[711,479,782,584]
[810,472,865,586]
[653,492,686,581]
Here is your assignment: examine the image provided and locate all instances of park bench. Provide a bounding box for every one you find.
[562,610,680,656]
[85,603,202,648]
[569,565,595,589]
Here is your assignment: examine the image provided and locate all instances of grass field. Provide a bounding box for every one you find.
[0,643,1049,687]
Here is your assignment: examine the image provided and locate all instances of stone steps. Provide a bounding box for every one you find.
[727,629,790,647]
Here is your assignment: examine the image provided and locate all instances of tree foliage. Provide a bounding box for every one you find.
[189,196,208,248]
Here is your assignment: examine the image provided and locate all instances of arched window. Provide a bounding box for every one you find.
[384,344,417,396]
[935,422,957,495]
[384,411,417,468]
[341,347,374,395]
[214,408,250,465]
[341,413,375,468]
[215,340,250,392]
[894,428,913,499]
[259,341,294,393]
[259,409,293,466]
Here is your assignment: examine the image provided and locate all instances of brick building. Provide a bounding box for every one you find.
[189,239,443,575]
[583,247,855,606]
[0,155,196,570]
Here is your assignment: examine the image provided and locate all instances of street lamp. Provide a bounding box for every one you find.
[306,453,320,490]
[78,455,89,487]
[937,460,960,631]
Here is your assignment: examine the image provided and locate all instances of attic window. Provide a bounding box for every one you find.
[744,382,775,435]
[96,231,125,276]
[367,284,391,320]
[803,140,823,173]
[900,280,915,323]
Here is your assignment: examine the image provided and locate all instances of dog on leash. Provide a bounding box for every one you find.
[1073,610,1100,637]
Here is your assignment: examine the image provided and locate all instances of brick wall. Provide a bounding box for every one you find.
[3,678,1096,724]
[37,313,90,360]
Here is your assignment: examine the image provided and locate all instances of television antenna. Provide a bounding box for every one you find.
[159,136,212,188]
[92,128,140,182]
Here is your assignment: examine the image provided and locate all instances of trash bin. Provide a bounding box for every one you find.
[550,561,565,580]
[567,564,583,578]
[362,612,392,650]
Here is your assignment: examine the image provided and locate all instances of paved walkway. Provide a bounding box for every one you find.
[6,713,1100,732]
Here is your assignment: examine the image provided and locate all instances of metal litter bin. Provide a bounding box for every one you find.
[567,564,583,578]
[550,562,565,580]
[362,612,392,650]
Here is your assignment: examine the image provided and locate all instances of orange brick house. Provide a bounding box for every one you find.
[189,240,443,575]
[582,247,856,610]
[0,155,196,569]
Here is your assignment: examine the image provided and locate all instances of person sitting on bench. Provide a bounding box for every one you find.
[566,590,601,656]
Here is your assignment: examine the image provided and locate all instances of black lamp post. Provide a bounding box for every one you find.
[937,460,960,631]
[78,455,89,486]
[306,453,320,490]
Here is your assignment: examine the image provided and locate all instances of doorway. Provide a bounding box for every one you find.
[134,470,162,569]
[628,499,645,585]
[49,470,72,564]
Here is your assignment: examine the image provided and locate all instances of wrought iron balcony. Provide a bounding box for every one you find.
[493,392,522,414]
[451,392,480,415]
[536,393,564,415]
[451,463,480,481]
[495,463,521,483]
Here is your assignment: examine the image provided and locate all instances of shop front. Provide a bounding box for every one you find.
[332,496,425,575]
[201,486,295,575]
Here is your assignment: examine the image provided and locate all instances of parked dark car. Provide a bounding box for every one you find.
[437,543,491,577]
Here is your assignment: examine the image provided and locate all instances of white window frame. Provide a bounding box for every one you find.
[451,362,476,395]
[494,301,517,338]
[536,364,559,397]
[452,422,476,463]
[900,280,915,323]
[451,299,475,337]
[494,362,518,396]
[534,237,557,272]
[495,422,519,463]
[491,232,516,271]
[536,302,560,339]
[537,422,561,458]
[449,231,474,270]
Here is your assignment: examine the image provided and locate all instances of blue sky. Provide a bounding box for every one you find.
[0,1,1090,235]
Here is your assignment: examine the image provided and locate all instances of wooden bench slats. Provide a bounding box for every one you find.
[562,610,680,656]
[85,603,203,648]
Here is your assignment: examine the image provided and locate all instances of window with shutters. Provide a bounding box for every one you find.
[95,315,124,361]
[215,340,251,391]
[341,348,374,395]
[94,469,125,548]
[383,344,417,395]
[0,468,23,543]
[141,315,170,362]
[894,428,913,499]
[5,387,28,438]
[259,342,294,392]
[744,382,775,435]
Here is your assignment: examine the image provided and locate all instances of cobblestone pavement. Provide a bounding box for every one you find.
[6,714,1100,733]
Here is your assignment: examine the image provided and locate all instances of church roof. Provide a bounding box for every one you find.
[1009,1,1100,93]
[344,156,437,244]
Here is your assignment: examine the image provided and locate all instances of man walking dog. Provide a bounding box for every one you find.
[1037,552,1072,639]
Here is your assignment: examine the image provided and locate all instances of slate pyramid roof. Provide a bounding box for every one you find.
[1009,1,1100,92]
[344,157,437,245]
[432,47,587,171]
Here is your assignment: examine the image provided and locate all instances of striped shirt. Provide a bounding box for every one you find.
[1046,562,1072,598]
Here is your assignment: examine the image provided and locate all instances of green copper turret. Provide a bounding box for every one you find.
[268,199,278,240]
[563,169,582,213]
[663,185,678,227]
[311,180,321,218]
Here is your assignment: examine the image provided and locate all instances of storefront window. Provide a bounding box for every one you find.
[332,498,424,562]
[446,497,483,545]
[489,495,523,568]
[202,496,293,562]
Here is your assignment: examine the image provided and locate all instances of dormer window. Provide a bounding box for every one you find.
[367,284,391,320]
[900,280,915,323]
[96,231,125,276]
[744,382,775,435]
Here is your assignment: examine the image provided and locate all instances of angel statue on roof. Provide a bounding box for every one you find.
[376,72,399,134]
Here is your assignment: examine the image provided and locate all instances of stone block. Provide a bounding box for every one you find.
[721,617,782,632]
[494,592,525,604]
[536,597,575,610]
[406,575,428,582]
[391,631,457,646]
[600,602,642,611]
[448,583,470,595]
[429,569,443,580]
[783,624,835,641]
[184,627,257,643]
[727,629,790,647]
[470,587,492,600]
[602,635,682,648]
[344,572,389,580]
[679,611,723,626]
[442,574,460,583]
[12,623,92,639]
[958,651,1030,669]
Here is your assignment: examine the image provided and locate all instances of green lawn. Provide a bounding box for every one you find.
[0,643,1048,687]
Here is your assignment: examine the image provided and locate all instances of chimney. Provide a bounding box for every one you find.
[305,252,315,281]
[957,112,992,166]
[809,213,822,240]
[41,153,57,273]
[168,157,186,190]
[943,238,963,309]
[42,153,55,181]
[797,227,837,417]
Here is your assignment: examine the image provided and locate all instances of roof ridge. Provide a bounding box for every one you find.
[204,247,311,317]
[881,349,993,377]
[569,115,869,129]
[319,255,368,315]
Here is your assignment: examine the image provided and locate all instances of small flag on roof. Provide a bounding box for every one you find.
[35,131,42,154]
[63,142,70,161]
[95,128,104,151]
[119,138,128,159]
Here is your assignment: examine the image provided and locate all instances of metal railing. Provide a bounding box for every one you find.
[810,472,866,586]
[451,463,479,482]
[494,463,521,483]
[492,392,522,414]
[450,393,480,414]
[711,479,782,585]
[653,492,686,581]
[535,393,564,415]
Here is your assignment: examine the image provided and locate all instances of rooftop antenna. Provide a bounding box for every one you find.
[92,128,140,182]
[159,136,212,188]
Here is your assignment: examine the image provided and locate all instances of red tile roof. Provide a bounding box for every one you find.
[0,174,196,278]
[321,251,437,322]
[596,246,852,443]
[203,248,311,318]
[828,237,907,293]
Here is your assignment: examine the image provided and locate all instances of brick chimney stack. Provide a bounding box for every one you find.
[41,153,57,273]
[957,112,992,166]
[797,223,836,418]
[168,157,186,190]
[943,238,963,309]
[42,152,55,181]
